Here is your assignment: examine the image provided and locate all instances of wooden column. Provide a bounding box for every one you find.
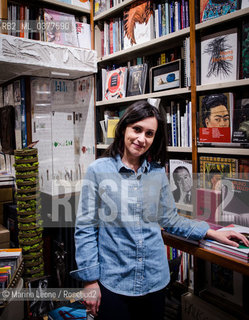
[0,0,8,34]
[189,0,198,174]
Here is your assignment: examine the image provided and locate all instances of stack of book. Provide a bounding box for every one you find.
[0,248,22,288]
[200,225,249,263]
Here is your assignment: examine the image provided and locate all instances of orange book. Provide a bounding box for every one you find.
[19,5,25,38]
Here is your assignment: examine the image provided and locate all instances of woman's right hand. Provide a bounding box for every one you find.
[82,281,101,317]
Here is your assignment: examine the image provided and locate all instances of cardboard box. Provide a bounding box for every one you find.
[181,292,236,320]
[0,187,13,202]
[0,224,10,248]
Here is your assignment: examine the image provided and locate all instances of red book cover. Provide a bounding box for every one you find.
[199,92,234,143]
[109,18,113,54]
[19,5,25,38]
[196,188,222,225]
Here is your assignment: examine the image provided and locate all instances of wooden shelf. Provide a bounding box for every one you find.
[198,147,249,155]
[195,7,249,31]
[39,0,90,14]
[162,232,249,276]
[197,79,249,92]
[168,146,192,153]
[96,87,190,106]
[94,0,136,21]
[0,34,97,85]
[97,27,190,64]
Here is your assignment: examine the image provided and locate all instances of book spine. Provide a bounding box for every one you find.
[175,1,179,32]
[165,0,169,35]
[177,102,181,147]
[109,19,113,54]
[158,3,162,37]
[113,19,116,53]
[20,78,27,148]
[161,2,166,36]
[185,0,189,27]
[170,1,174,33]
[181,0,185,28]
[178,0,181,30]
[155,9,159,38]
[19,5,25,38]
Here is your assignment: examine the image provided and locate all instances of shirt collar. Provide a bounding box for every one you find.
[115,154,150,173]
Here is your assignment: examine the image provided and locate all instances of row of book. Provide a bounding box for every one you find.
[163,100,192,148]
[57,0,90,9]
[5,4,91,48]
[95,0,125,15]
[0,248,22,289]
[98,0,189,57]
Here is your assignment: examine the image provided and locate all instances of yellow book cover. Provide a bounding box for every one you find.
[107,118,119,138]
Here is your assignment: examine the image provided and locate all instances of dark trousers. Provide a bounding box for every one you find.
[96,283,166,320]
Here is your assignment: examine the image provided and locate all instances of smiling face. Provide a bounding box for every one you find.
[123,117,158,162]
[205,105,230,128]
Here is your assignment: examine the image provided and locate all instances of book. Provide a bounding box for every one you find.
[123,0,154,50]
[48,301,87,320]
[199,156,238,190]
[198,92,234,143]
[107,118,119,138]
[71,0,90,10]
[199,225,249,262]
[127,64,148,96]
[239,159,249,180]
[201,28,238,85]
[196,188,222,225]
[104,67,128,100]
[43,8,78,47]
[232,98,249,143]
[76,22,91,49]
[169,159,192,205]
[221,178,249,227]
[200,0,238,23]
[241,19,249,79]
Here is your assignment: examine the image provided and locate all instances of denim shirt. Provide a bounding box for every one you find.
[70,155,209,296]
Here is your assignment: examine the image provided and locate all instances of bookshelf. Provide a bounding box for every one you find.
[93,0,249,316]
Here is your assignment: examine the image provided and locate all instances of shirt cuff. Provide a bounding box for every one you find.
[70,263,100,282]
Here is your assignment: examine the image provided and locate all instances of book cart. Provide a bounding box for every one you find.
[93,0,249,318]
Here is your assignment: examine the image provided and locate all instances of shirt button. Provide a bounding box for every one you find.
[138,258,142,262]
[134,187,137,190]
[137,203,140,208]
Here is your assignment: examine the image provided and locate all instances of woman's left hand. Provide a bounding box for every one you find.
[205,229,249,247]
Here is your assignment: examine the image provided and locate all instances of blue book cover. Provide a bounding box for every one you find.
[181,0,185,29]
[48,301,87,320]
[170,1,174,33]
[178,1,181,30]
[20,78,27,148]
[165,0,170,34]
[185,0,189,27]
[158,3,162,37]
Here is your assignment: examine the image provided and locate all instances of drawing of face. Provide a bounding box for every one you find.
[205,105,230,127]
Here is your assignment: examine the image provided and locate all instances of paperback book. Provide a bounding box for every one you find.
[169,159,192,205]
[198,92,234,143]
[201,28,238,85]
[123,0,154,50]
[103,67,128,100]
[232,98,249,143]
[241,18,249,79]
[199,225,249,263]
[196,188,222,225]
[221,178,249,227]
[199,156,238,189]
[127,64,148,96]
[44,8,78,47]
[200,0,238,23]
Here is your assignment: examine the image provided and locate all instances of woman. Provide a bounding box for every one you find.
[71,101,248,320]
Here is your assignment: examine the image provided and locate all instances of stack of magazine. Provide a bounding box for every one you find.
[200,225,249,263]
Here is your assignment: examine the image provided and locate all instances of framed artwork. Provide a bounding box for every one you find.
[127,64,148,96]
[149,59,181,92]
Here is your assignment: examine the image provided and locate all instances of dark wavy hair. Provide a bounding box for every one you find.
[103,101,167,166]
[201,93,228,127]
